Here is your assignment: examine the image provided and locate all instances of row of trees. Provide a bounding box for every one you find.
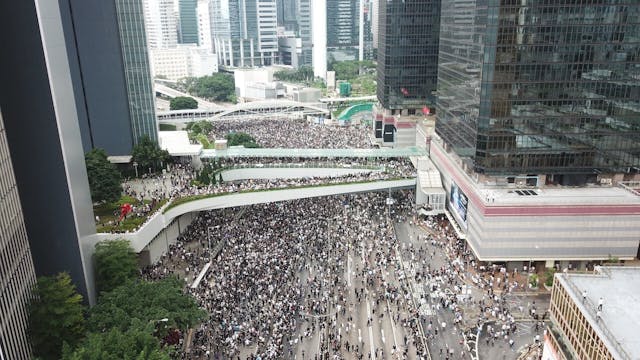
[328,60,376,81]
[273,66,314,83]
[29,240,206,359]
[85,136,171,204]
[179,73,236,103]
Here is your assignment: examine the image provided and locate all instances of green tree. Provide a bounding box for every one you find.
[184,73,235,102]
[29,273,86,360]
[94,240,138,294]
[225,132,259,147]
[85,148,123,204]
[132,136,171,175]
[61,321,170,360]
[169,96,198,110]
[87,277,206,334]
[273,66,314,83]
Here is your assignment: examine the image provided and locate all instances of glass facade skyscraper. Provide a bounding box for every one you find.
[376,0,441,110]
[0,110,37,360]
[179,0,199,44]
[116,0,158,144]
[436,1,640,177]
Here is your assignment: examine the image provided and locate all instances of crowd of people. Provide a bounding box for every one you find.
[207,119,372,149]
[112,158,415,233]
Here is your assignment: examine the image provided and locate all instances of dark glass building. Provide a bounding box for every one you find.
[436,0,640,178]
[179,0,199,44]
[327,0,361,61]
[376,0,441,110]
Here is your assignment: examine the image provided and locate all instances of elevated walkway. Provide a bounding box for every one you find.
[96,178,417,253]
[337,103,374,121]
[200,146,428,158]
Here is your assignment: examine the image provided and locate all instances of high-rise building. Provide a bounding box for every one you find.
[435,1,640,177]
[546,267,640,360]
[296,0,312,66]
[377,0,441,110]
[179,0,199,44]
[116,0,159,144]
[312,0,375,79]
[210,0,278,67]
[428,1,640,266]
[373,0,441,148]
[277,0,297,31]
[197,0,212,50]
[1,0,99,306]
[143,0,178,49]
[0,109,37,360]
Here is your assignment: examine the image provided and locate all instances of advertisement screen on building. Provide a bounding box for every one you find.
[449,182,468,228]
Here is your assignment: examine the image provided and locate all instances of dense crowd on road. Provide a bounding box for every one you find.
[208,119,372,149]
[142,192,431,359]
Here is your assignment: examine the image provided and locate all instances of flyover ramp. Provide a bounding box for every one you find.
[95,178,416,253]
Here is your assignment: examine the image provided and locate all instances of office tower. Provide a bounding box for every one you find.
[277,0,297,31]
[210,0,278,67]
[116,0,159,144]
[326,0,360,62]
[377,0,440,110]
[546,267,640,359]
[197,0,212,50]
[179,0,199,44]
[435,1,640,178]
[371,0,379,50]
[297,0,312,66]
[429,1,640,266]
[0,110,37,360]
[1,0,99,306]
[143,0,178,49]
[373,0,441,147]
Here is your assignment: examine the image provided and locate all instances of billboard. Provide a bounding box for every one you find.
[449,182,468,228]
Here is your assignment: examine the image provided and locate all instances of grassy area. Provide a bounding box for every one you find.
[159,124,177,131]
[95,197,168,233]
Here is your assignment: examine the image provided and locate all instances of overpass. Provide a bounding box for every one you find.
[157,99,329,123]
[337,103,374,121]
[155,83,225,111]
[319,95,377,104]
[95,178,416,256]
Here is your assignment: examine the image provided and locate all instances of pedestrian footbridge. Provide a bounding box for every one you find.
[95,178,416,258]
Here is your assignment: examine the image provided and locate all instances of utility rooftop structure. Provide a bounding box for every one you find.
[547,267,640,360]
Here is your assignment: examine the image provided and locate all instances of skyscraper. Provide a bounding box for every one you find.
[296,0,312,66]
[428,1,640,266]
[373,0,441,147]
[377,0,441,110]
[179,0,199,44]
[116,0,159,144]
[1,0,99,305]
[211,0,278,67]
[0,109,37,360]
[143,0,179,49]
[326,0,360,62]
[435,1,640,179]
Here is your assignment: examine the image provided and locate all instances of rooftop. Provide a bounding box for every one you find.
[557,267,640,359]
[480,185,640,206]
[158,131,203,156]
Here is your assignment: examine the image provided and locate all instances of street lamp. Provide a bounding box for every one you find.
[133,161,139,178]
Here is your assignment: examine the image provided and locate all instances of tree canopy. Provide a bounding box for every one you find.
[273,66,314,83]
[85,148,122,204]
[29,273,87,360]
[180,73,236,102]
[169,96,198,110]
[87,277,206,334]
[329,60,376,81]
[185,120,213,136]
[225,132,259,148]
[131,136,171,175]
[94,240,139,294]
[61,321,170,360]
